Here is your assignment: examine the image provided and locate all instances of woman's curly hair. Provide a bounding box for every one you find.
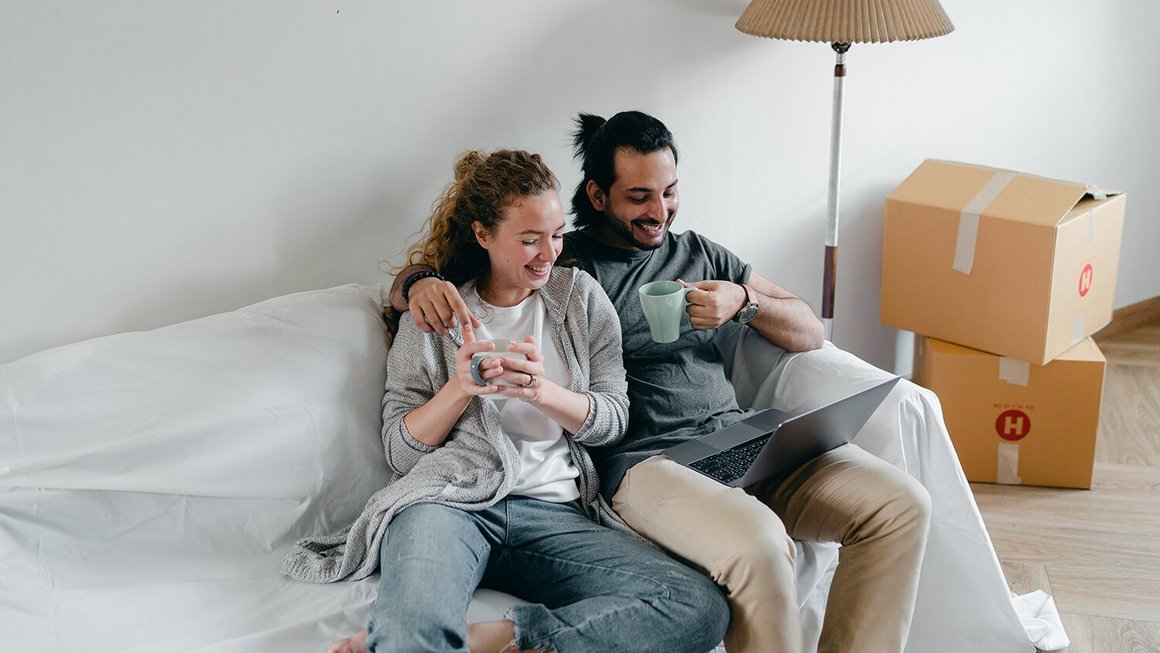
[400,149,558,286]
[384,149,559,337]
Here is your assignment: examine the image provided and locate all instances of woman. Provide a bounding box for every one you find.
[283,149,729,653]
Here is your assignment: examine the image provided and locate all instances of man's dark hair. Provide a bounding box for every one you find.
[569,110,678,229]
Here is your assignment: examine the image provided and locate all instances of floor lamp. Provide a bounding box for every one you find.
[736,0,954,340]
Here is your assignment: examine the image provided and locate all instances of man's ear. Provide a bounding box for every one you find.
[585,180,606,212]
[471,220,490,249]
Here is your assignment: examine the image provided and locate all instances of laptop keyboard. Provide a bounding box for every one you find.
[688,434,773,484]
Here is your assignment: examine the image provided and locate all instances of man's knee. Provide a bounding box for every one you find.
[895,474,932,536]
[869,470,932,546]
[886,473,932,533]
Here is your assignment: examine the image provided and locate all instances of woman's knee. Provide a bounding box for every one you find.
[677,571,732,647]
[631,563,731,652]
[380,503,477,563]
[372,504,484,641]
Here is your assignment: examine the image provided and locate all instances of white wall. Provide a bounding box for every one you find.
[3,0,1158,371]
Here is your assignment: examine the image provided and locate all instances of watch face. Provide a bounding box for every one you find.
[737,303,758,324]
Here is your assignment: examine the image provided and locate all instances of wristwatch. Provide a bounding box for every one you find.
[733,283,759,324]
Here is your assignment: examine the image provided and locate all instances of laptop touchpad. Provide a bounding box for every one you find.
[702,421,769,450]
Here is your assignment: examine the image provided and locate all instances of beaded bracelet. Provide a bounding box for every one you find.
[401,270,446,303]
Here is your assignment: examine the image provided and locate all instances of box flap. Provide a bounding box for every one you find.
[926,335,1104,364]
[925,337,992,358]
[888,160,998,213]
[984,175,1087,227]
[1056,338,1106,363]
[891,160,1090,227]
[1060,192,1126,225]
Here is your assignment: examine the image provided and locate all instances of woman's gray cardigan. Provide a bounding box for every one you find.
[282,266,632,583]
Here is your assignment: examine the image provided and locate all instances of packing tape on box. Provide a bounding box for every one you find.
[998,357,1030,386]
[1084,183,1108,201]
[996,442,1022,484]
[954,171,1017,274]
[1073,316,1085,345]
[1085,210,1096,244]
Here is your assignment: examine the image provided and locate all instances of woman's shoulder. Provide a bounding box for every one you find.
[546,266,605,304]
[540,266,604,324]
[549,264,600,290]
[390,311,447,356]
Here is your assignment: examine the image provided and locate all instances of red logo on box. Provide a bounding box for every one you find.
[1078,263,1094,297]
[995,409,1031,441]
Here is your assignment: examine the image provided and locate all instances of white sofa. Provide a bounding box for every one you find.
[0,284,1050,652]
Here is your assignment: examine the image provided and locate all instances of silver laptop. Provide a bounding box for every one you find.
[663,377,901,488]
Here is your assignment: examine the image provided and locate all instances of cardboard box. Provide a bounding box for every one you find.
[882,160,1126,365]
[913,335,1105,489]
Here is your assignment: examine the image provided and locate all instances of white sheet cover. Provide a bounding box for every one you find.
[720,324,1057,652]
[1,284,1057,652]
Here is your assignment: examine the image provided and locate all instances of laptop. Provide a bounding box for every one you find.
[663,377,901,488]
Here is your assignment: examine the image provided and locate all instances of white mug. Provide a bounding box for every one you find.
[469,339,527,387]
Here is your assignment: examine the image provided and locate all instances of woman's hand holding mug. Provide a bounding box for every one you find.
[455,326,509,396]
[492,336,546,403]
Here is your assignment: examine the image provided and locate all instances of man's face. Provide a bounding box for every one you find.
[589,147,679,250]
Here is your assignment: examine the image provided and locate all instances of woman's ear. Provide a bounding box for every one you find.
[471,220,490,249]
[586,180,606,212]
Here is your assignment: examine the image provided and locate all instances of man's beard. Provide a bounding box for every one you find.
[603,213,669,251]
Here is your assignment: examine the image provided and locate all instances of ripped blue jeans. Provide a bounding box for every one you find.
[367,496,729,653]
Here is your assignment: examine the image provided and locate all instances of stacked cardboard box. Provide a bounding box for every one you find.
[881,160,1126,489]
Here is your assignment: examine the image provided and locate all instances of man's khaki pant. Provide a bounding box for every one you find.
[612,444,931,653]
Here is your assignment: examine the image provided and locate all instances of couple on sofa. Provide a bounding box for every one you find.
[282,111,932,653]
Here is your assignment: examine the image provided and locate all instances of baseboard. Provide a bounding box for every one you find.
[1093,295,1160,341]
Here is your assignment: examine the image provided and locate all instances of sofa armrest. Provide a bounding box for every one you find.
[717,322,892,412]
[717,322,912,473]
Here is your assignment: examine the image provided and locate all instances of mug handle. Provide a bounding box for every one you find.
[469,354,488,387]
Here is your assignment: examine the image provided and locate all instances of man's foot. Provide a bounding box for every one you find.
[326,629,368,653]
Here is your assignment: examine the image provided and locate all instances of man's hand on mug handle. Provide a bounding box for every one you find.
[409,277,482,335]
[679,279,746,330]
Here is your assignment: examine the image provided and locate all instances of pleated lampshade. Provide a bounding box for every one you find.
[736,0,954,44]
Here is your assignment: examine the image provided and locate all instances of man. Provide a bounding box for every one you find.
[391,110,931,653]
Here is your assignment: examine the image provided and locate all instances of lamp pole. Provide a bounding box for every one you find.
[822,42,849,342]
[735,0,953,342]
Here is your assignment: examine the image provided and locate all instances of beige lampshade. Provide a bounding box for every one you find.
[736,0,954,44]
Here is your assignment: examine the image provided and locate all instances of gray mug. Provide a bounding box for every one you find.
[638,281,694,344]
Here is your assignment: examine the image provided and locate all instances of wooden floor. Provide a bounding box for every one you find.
[972,323,1160,653]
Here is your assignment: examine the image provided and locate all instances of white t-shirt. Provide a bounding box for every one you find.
[469,291,580,503]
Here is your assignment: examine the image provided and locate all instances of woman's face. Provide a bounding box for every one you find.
[473,190,566,305]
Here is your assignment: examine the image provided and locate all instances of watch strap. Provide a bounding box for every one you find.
[733,282,759,323]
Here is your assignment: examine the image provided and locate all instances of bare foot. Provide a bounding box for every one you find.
[326,629,368,653]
